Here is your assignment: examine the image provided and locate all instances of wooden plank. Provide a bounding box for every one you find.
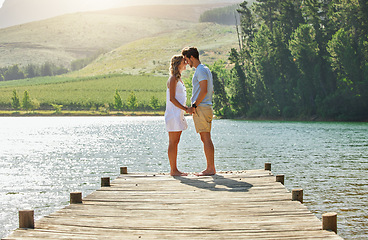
[3,170,343,240]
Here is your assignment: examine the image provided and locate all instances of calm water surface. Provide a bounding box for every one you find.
[0,117,367,239]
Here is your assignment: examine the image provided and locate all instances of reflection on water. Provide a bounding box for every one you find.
[0,117,367,239]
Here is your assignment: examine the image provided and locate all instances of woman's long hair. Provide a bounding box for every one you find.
[169,55,183,80]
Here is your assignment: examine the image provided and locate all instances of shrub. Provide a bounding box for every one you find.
[149,96,160,110]
[22,91,32,111]
[31,99,40,111]
[113,89,123,111]
[51,104,63,114]
[11,90,21,110]
[127,92,138,111]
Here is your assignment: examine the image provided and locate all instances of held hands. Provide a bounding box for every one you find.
[185,106,195,115]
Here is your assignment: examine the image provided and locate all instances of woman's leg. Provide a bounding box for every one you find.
[168,131,187,176]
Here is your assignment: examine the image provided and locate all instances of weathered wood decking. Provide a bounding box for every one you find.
[4,170,343,239]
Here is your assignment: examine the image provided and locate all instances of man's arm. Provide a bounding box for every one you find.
[194,80,208,106]
[188,80,207,114]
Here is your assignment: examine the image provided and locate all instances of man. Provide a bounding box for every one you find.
[182,47,216,176]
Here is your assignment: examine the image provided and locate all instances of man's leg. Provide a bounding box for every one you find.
[197,132,216,176]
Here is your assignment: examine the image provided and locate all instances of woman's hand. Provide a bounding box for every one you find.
[186,107,195,115]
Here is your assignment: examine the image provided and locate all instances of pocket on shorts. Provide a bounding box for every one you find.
[193,106,213,132]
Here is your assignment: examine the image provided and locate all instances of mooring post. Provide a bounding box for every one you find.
[70,192,82,204]
[19,210,34,229]
[322,212,337,233]
[101,177,110,187]
[120,167,128,174]
[292,189,303,203]
[276,174,285,185]
[265,163,271,171]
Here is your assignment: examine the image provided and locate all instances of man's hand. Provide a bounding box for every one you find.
[186,107,196,115]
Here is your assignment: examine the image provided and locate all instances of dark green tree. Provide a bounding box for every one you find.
[252,0,279,32]
[302,0,334,97]
[149,96,160,111]
[22,91,32,111]
[4,65,25,80]
[113,89,123,111]
[289,24,319,115]
[25,64,38,78]
[127,92,138,111]
[210,61,230,116]
[237,1,256,49]
[249,24,280,117]
[324,28,367,119]
[229,62,249,116]
[11,90,21,110]
[41,62,53,76]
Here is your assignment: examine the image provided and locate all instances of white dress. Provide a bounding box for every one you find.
[165,80,188,132]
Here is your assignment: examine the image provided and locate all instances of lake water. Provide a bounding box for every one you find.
[0,116,367,239]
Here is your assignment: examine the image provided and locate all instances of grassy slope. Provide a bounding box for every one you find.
[0,3,236,68]
[96,3,236,22]
[0,14,190,67]
[72,22,237,77]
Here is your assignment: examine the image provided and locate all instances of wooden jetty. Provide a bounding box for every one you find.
[4,166,343,239]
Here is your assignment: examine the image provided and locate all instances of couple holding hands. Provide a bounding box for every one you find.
[164,47,216,176]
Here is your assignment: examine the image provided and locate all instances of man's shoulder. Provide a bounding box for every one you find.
[198,64,208,69]
[196,64,211,73]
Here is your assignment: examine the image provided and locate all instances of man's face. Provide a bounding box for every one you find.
[184,56,193,68]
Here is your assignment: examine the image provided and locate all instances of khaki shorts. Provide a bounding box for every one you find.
[193,105,213,133]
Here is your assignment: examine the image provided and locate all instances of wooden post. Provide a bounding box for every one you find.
[264,163,271,171]
[276,175,285,185]
[322,212,337,233]
[19,210,34,229]
[101,177,110,187]
[292,189,303,203]
[120,167,128,174]
[70,192,82,204]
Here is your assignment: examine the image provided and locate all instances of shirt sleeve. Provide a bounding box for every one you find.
[197,67,208,82]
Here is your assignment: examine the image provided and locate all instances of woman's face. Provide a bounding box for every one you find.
[179,58,187,72]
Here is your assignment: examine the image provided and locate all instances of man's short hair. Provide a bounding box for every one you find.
[181,47,199,60]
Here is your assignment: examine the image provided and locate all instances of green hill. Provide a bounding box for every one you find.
[72,22,237,77]
[0,13,190,68]
[0,3,237,68]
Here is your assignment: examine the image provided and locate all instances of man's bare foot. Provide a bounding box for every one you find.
[195,169,216,176]
[170,171,188,176]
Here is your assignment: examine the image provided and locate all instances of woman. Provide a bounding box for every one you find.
[165,55,188,176]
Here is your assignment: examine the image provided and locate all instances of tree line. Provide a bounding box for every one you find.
[0,63,68,81]
[0,50,105,81]
[211,0,368,121]
[10,89,161,113]
[199,4,240,25]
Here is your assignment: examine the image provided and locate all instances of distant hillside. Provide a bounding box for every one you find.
[0,3,240,68]
[0,0,123,29]
[72,23,238,77]
[96,3,238,22]
[0,0,241,29]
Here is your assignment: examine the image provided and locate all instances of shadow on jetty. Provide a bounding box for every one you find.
[174,174,253,192]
